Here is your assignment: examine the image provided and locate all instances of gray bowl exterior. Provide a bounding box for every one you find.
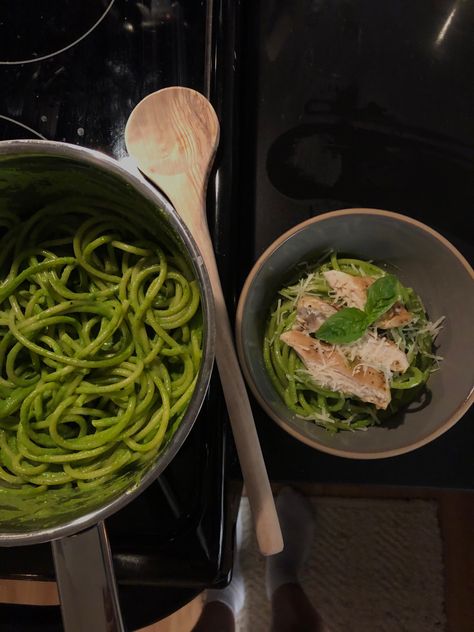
[0,140,215,543]
[237,209,474,459]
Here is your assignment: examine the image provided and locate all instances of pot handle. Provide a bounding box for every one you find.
[51,521,125,632]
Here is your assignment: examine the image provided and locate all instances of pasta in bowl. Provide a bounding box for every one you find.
[264,253,443,432]
[236,209,474,459]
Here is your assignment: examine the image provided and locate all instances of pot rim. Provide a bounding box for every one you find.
[0,139,216,545]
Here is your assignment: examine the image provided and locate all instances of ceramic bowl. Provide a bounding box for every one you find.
[236,208,474,459]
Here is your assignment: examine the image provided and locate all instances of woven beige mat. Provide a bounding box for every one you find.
[237,497,446,632]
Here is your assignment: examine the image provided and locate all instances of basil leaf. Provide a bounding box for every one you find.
[365,274,399,324]
[314,308,369,344]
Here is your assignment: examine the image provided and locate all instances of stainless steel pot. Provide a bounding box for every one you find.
[0,140,215,631]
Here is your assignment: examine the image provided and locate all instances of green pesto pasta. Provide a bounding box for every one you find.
[264,253,443,433]
[0,202,202,491]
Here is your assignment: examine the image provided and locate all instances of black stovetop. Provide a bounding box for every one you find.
[0,0,203,151]
[2,0,473,628]
[0,1,241,630]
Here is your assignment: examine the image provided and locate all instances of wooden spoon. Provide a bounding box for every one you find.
[125,87,283,556]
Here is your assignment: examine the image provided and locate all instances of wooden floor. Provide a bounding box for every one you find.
[1,486,472,632]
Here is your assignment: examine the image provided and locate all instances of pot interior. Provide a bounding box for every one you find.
[0,142,213,542]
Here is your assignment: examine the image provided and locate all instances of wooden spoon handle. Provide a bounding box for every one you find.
[198,226,283,556]
[124,86,282,555]
[150,173,283,554]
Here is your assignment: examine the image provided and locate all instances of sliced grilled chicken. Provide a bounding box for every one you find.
[280,329,391,409]
[296,295,337,332]
[341,332,409,374]
[323,269,412,329]
[377,303,413,329]
[323,270,373,310]
[295,294,409,374]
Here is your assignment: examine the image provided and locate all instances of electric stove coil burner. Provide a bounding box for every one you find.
[0,0,115,65]
[0,115,46,140]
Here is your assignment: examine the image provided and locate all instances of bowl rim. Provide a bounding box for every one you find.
[236,207,474,459]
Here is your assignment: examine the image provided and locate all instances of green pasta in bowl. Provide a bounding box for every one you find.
[236,209,474,459]
[264,253,442,433]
